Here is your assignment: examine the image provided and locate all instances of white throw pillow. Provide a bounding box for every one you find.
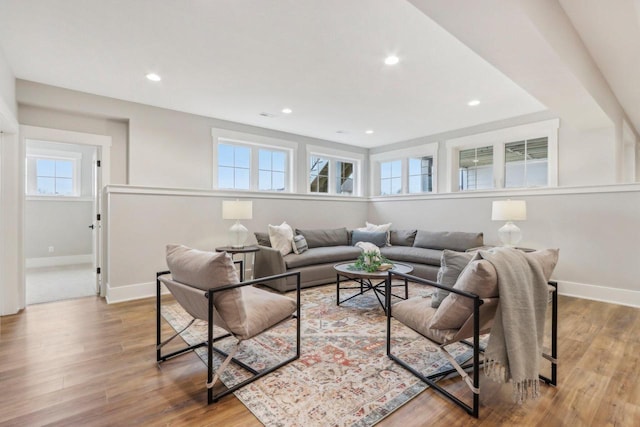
[268,222,294,256]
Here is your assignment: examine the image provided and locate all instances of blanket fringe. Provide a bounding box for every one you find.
[484,358,541,404]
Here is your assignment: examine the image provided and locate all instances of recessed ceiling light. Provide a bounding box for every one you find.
[467,99,481,106]
[365,130,374,134]
[384,55,399,65]
[146,73,161,82]
[282,108,292,114]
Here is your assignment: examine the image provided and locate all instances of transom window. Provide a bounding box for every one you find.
[504,137,548,188]
[408,156,433,193]
[380,160,402,195]
[459,146,494,191]
[215,139,291,192]
[26,152,81,198]
[308,154,359,196]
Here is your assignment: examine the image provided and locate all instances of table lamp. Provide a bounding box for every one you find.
[222,200,253,248]
[491,200,526,247]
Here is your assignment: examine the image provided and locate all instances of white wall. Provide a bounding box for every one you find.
[369,185,640,307]
[105,186,368,302]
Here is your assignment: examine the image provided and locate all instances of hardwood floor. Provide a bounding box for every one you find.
[1,293,638,426]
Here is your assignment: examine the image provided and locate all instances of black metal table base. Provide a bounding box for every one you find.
[336,274,409,312]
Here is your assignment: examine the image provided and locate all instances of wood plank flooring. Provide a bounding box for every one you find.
[1,293,638,426]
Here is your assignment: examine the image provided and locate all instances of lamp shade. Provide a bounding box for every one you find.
[222,200,253,220]
[491,200,526,221]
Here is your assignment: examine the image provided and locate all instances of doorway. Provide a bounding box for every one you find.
[24,140,99,304]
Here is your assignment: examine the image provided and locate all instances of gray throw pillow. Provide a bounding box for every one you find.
[351,230,387,248]
[254,232,271,247]
[390,229,418,246]
[432,250,475,308]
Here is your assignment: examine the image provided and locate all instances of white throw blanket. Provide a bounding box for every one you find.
[479,247,549,403]
[354,241,381,256]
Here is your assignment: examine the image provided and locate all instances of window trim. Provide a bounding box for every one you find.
[445,119,559,192]
[370,142,439,196]
[212,130,296,193]
[306,145,363,196]
[25,148,82,198]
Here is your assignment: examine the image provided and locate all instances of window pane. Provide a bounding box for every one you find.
[55,160,73,178]
[234,146,250,168]
[309,156,329,193]
[391,160,401,177]
[408,176,420,193]
[459,146,493,190]
[504,138,548,188]
[336,161,353,194]
[273,172,285,191]
[218,167,234,188]
[235,168,250,190]
[258,149,271,170]
[391,177,402,194]
[380,179,391,196]
[56,178,73,195]
[36,159,55,177]
[409,158,421,175]
[380,162,391,179]
[408,156,433,193]
[218,144,234,167]
[258,170,271,190]
[272,151,286,172]
[37,177,55,194]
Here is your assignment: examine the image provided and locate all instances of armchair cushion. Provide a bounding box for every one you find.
[392,296,459,345]
[166,244,247,336]
[432,250,475,308]
[429,257,498,330]
[241,287,297,340]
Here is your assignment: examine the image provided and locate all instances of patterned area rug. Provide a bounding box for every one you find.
[161,282,477,426]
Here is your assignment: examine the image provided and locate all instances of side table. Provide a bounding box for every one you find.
[215,245,259,281]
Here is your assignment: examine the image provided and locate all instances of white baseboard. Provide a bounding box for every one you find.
[106,281,169,304]
[26,254,92,268]
[557,280,640,308]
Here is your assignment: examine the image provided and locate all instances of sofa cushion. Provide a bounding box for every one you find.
[432,250,475,308]
[390,229,417,246]
[166,244,246,336]
[296,227,350,248]
[429,258,498,330]
[380,246,442,266]
[269,222,294,256]
[413,230,483,252]
[351,230,387,248]
[285,246,361,269]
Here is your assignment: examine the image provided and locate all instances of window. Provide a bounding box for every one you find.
[218,143,250,190]
[459,146,494,191]
[309,156,329,193]
[214,136,292,192]
[408,156,433,193]
[258,149,286,191]
[380,160,402,195]
[504,137,548,188]
[26,153,81,197]
[336,161,354,195]
[307,149,361,196]
[446,119,559,192]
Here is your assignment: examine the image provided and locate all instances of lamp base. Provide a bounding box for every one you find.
[229,221,249,248]
[498,221,522,247]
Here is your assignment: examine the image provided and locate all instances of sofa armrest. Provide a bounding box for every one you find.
[254,245,286,278]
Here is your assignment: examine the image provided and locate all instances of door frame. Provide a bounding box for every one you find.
[20,125,111,298]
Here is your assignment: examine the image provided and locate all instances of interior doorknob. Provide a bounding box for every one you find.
[88,224,95,229]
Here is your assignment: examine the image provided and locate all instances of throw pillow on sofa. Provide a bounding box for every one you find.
[296,228,349,248]
[291,235,308,254]
[351,230,387,248]
[268,222,294,256]
[358,221,392,245]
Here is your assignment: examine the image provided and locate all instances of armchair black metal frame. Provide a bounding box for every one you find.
[385,271,557,418]
[156,262,301,404]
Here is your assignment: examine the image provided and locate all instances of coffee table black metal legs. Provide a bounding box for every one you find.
[336,273,408,312]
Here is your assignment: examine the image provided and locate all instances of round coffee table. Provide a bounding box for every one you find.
[334,261,413,312]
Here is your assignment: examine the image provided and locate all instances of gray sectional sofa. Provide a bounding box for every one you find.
[253,227,483,292]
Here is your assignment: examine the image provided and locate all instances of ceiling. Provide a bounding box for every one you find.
[0,1,636,149]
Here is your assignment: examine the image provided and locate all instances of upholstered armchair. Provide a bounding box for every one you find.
[156,244,301,404]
